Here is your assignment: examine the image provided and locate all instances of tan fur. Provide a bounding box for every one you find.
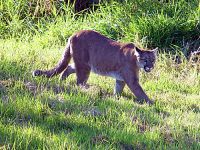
[33,30,157,104]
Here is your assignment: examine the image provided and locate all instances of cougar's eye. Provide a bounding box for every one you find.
[144,60,147,64]
[140,58,146,62]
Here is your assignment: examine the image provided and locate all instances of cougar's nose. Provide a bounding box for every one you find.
[144,67,151,72]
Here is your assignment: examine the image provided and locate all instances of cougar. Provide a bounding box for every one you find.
[33,30,157,104]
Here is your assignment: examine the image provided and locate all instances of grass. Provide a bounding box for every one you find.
[0,0,200,149]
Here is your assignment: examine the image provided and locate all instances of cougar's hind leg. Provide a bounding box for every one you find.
[75,62,91,87]
[70,36,90,87]
[60,64,76,80]
[114,80,125,96]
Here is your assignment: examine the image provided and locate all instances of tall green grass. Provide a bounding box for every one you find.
[0,0,199,49]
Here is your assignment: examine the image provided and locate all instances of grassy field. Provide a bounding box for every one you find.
[0,0,200,149]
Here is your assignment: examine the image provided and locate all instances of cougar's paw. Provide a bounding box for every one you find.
[135,99,144,104]
[146,100,154,106]
[135,99,154,106]
[79,84,90,89]
[32,70,42,77]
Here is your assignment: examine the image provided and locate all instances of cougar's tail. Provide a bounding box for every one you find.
[33,38,71,78]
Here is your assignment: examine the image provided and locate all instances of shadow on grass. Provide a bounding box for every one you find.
[0,88,163,149]
[0,109,157,149]
[1,99,199,149]
[1,89,199,149]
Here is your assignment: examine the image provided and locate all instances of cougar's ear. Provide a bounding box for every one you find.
[134,46,142,57]
[135,46,142,54]
[152,47,158,55]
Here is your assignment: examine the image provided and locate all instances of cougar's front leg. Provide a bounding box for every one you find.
[114,80,125,96]
[123,72,153,104]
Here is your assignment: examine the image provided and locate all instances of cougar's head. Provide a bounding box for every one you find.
[135,47,158,72]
